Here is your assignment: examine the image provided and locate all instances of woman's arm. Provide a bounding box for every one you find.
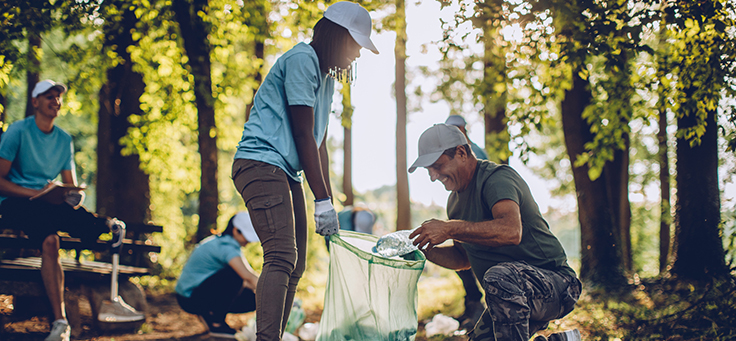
[228,256,259,291]
[289,105,330,200]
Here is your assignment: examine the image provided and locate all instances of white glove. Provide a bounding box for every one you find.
[314,198,339,236]
[64,190,85,208]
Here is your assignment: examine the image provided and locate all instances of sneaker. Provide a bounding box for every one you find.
[548,329,582,341]
[98,299,145,322]
[44,319,70,341]
[208,323,237,339]
[107,218,126,251]
[200,314,237,339]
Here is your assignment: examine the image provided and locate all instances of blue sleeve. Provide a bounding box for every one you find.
[220,240,243,264]
[0,123,22,162]
[63,139,74,171]
[283,52,320,107]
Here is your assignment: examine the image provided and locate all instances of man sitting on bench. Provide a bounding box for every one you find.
[0,80,136,341]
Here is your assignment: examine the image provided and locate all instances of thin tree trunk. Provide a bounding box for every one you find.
[25,34,41,118]
[245,40,264,121]
[97,4,150,223]
[173,0,219,242]
[395,0,410,231]
[481,9,509,165]
[657,99,670,274]
[604,137,632,272]
[561,72,627,289]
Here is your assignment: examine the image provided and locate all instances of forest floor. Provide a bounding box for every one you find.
[2,275,734,341]
[0,289,581,341]
[1,291,471,341]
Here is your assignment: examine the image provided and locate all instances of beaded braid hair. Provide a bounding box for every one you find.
[310,17,358,84]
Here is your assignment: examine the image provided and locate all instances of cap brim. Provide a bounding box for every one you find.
[408,151,443,173]
[349,31,379,54]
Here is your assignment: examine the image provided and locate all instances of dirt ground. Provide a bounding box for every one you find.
[1,292,464,341]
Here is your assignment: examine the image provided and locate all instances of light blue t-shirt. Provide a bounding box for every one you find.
[175,234,244,298]
[0,116,75,202]
[234,42,335,182]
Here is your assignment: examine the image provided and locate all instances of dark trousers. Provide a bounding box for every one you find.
[469,261,581,341]
[0,197,109,247]
[232,158,308,341]
[458,268,483,302]
[176,266,256,322]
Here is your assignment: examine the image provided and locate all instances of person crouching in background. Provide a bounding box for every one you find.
[175,212,260,339]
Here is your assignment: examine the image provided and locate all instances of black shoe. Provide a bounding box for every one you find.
[199,314,237,339]
[208,323,237,339]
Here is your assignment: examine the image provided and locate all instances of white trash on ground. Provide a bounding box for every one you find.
[298,322,320,341]
[424,314,460,337]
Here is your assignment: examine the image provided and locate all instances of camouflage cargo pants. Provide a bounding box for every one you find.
[468,261,582,341]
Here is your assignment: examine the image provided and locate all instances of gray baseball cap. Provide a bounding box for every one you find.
[445,115,467,127]
[408,124,469,173]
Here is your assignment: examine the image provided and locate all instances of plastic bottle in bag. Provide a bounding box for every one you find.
[374,228,419,258]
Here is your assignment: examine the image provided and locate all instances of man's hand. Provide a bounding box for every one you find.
[410,218,453,250]
[314,199,339,236]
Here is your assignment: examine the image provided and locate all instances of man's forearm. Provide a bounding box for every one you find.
[422,244,471,271]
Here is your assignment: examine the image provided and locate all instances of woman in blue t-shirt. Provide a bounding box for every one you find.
[175,212,260,338]
[231,2,378,339]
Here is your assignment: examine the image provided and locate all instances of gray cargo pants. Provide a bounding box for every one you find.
[468,261,581,341]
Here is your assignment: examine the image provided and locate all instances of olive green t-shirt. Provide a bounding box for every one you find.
[447,160,576,280]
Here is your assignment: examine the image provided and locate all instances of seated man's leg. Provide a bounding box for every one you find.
[41,234,66,321]
[471,262,579,341]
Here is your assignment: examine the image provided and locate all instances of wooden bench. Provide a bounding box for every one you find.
[0,222,162,337]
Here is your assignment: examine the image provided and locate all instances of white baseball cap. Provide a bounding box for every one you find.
[32,80,67,98]
[324,1,379,54]
[233,212,259,242]
[408,124,469,173]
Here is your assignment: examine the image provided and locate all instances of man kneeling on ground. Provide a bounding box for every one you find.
[407,124,582,341]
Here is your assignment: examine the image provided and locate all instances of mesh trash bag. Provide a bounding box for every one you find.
[317,231,426,341]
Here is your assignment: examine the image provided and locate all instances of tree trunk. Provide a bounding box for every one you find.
[672,99,727,280]
[173,0,219,242]
[243,0,268,121]
[481,11,509,165]
[25,33,41,118]
[245,40,263,122]
[604,131,632,272]
[561,72,627,289]
[97,4,150,223]
[341,85,354,207]
[657,81,671,275]
[395,0,410,231]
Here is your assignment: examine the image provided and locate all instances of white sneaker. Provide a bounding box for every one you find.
[44,319,70,341]
[98,298,145,322]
